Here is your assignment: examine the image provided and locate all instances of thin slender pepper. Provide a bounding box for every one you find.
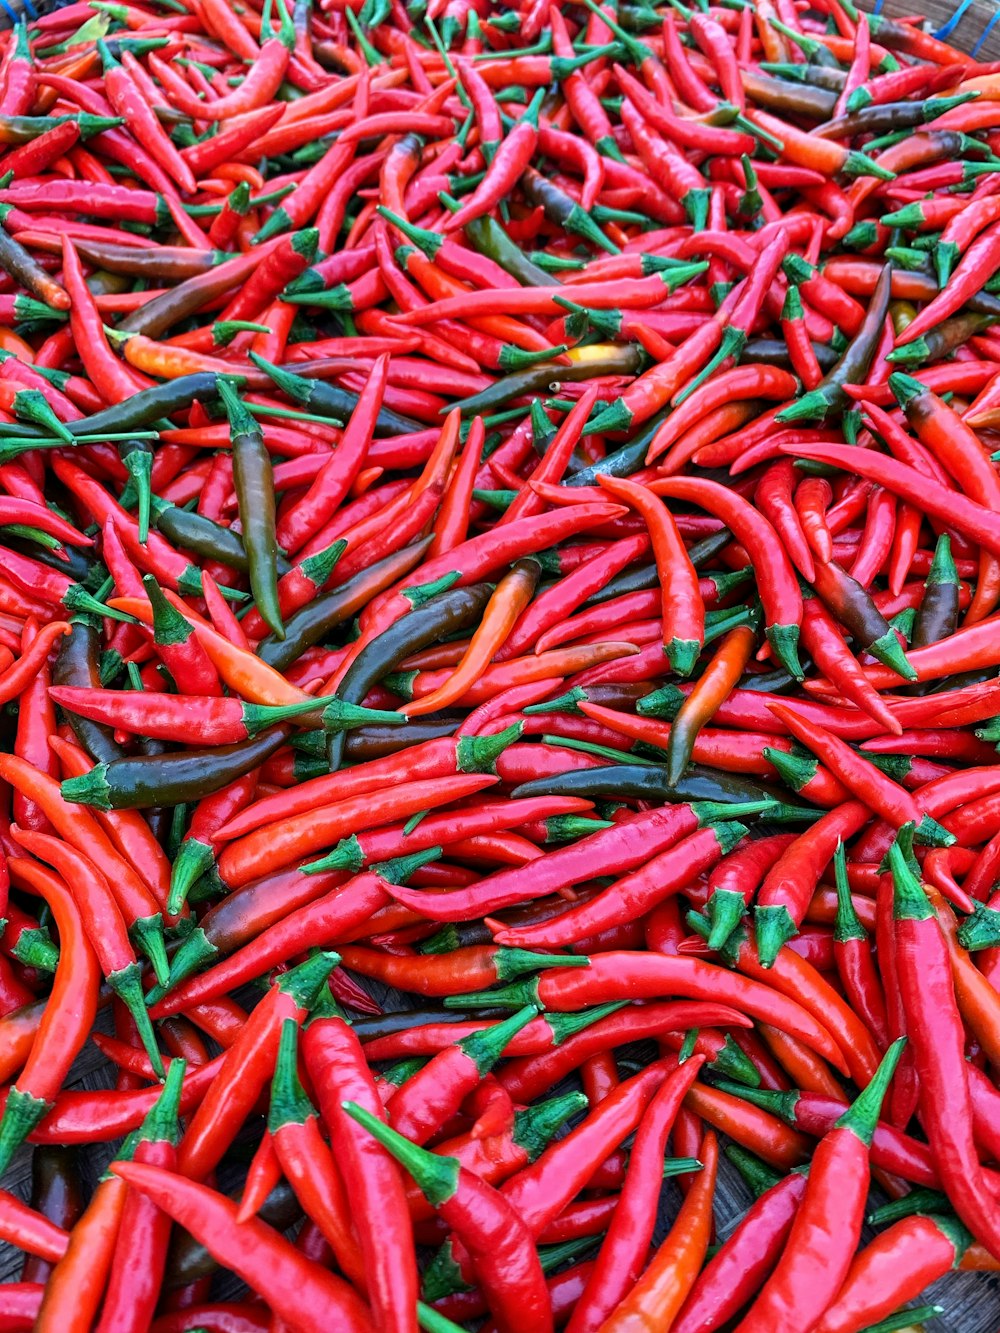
[0,859,100,1175]
[890,832,1000,1259]
[650,477,803,680]
[303,984,419,1333]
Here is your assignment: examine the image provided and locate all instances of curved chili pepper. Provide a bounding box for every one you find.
[650,477,803,680]
[734,1043,904,1329]
[0,859,100,1175]
[832,843,889,1051]
[350,1099,554,1333]
[34,1168,130,1333]
[386,1005,538,1144]
[891,372,1000,624]
[595,474,704,676]
[302,984,419,1333]
[148,10,294,123]
[96,1059,186,1333]
[813,1211,969,1333]
[810,556,917,681]
[673,1165,808,1333]
[776,699,947,827]
[439,949,848,1072]
[490,818,757,948]
[428,1060,673,1297]
[113,1158,373,1333]
[565,1056,706,1333]
[12,831,162,1077]
[890,832,1000,1259]
[753,800,871,967]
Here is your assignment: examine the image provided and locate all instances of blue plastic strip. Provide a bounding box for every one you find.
[973,9,1000,56]
[932,0,975,40]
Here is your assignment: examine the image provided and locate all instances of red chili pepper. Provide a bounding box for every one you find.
[95,1060,185,1333]
[565,1055,706,1332]
[650,476,804,679]
[735,1041,904,1330]
[11,830,162,1078]
[35,1170,130,1333]
[832,843,889,1050]
[890,832,1000,1259]
[673,1162,807,1333]
[98,41,195,195]
[490,818,757,948]
[174,952,335,1181]
[0,856,100,1174]
[813,1211,970,1333]
[113,1158,373,1333]
[302,986,420,1333]
[602,1127,719,1330]
[769,704,954,847]
[753,800,871,967]
[0,1190,68,1266]
[351,1097,555,1333]
[148,11,294,123]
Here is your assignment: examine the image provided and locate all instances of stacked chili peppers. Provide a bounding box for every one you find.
[2,0,1000,1328]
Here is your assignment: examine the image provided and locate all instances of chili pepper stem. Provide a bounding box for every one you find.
[145,926,219,1005]
[167,838,215,917]
[123,451,152,544]
[666,637,700,678]
[766,624,804,681]
[836,1037,906,1141]
[343,1100,459,1204]
[958,902,1000,951]
[0,1086,51,1177]
[130,913,170,989]
[60,763,116,810]
[754,903,799,969]
[706,887,747,952]
[108,962,164,1079]
[9,927,58,972]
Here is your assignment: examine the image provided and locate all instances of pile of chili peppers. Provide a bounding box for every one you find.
[5,0,1000,1328]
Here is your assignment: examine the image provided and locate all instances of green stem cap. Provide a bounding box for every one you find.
[268,1018,316,1132]
[706,887,747,952]
[493,947,589,982]
[108,961,164,1079]
[754,903,799,969]
[167,837,216,918]
[457,1003,538,1075]
[137,1055,186,1145]
[834,1037,905,1146]
[343,1100,459,1205]
[0,1086,51,1176]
